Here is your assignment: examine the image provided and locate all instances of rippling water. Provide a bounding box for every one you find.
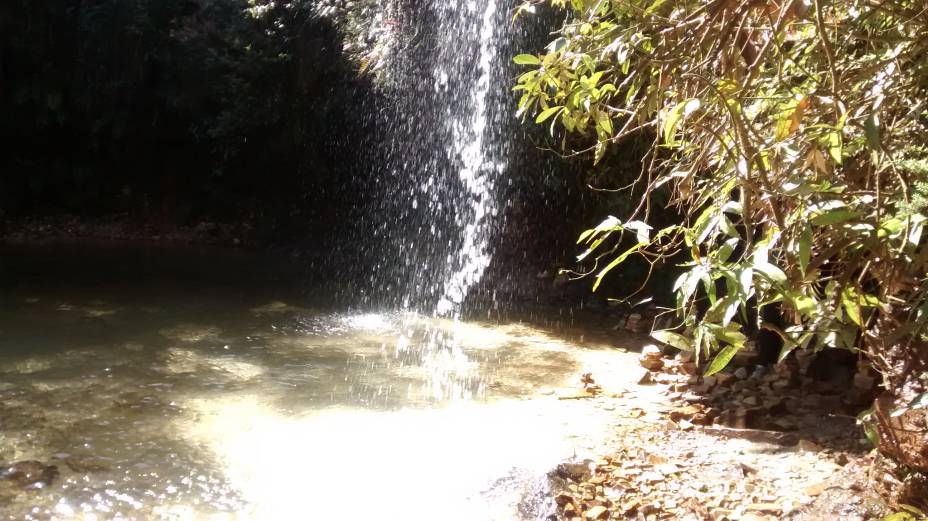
[0,246,631,520]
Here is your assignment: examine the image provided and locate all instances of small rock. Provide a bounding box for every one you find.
[785,397,803,412]
[716,408,747,429]
[797,439,822,452]
[745,503,782,513]
[585,505,608,520]
[639,357,665,371]
[622,498,640,514]
[675,351,694,363]
[669,405,703,422]
[0,461,58,490]
[555,492,574,506]
[734,367,749,379]
[771,378,792,390]
[702,376,718,388]
[641,470,664,483]
[556,460,593,482]
[681,392,708,404]
[767,417,798,431]
[801,394,822,408]
[804,481,828,496]
[716,372,736,386]
[732,344,759,366]
[626,314,644,333]
[641,344,663,358]
[743,395,759,407]
[710,508,732,521]
[763,397,786,413]
[65,455,113,473]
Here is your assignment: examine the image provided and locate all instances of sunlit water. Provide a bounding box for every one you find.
[0,246,633,520]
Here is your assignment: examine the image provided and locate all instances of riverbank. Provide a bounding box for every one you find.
[546,344,891,521]
[0,214,256,248]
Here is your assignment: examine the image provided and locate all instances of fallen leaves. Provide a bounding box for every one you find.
[549,354,868,521]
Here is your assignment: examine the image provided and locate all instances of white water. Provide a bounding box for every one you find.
[433,0,504,318]
[360,0,514,401]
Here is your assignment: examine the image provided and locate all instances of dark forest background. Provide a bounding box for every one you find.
[0,0,665,304]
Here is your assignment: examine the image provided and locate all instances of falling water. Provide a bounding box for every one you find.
[364,0,511,311]
[357,0,515,398]
[431,0,504,317]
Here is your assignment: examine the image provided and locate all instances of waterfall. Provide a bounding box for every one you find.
[355,0,513,400]
[432,0,504,317]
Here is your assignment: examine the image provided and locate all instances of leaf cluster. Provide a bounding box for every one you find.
[514,0,928,389]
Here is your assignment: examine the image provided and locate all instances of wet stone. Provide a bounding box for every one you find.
[556,461,593,482]
[64,454,114,473]
[0,461,59,490]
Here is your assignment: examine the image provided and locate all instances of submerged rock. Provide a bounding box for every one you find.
[0,461,58,490]
[64,455,113,473]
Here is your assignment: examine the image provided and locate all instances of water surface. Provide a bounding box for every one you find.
[0,245,630,520]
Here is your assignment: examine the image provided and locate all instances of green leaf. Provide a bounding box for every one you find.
[624,220,653,243]
[705,343,742,376]
[651,330,693,351]
[754,262,787,284]
[799,224,812,276]
[710,323,747,346]
[738,267,754,298]
[792,294,817,316]
[577,228,595,244]
[716,237,739,262]
[720,216,740,239]
[843,296,862,326]
[826,129,843,164]
[536,105,563,124]
[595,111,613,135]
[865,114,881,152]
[513,54,541,66]
[592,242,645,291]
[644,0,670,15]
[662,99,699,146]
[811,209,859,226]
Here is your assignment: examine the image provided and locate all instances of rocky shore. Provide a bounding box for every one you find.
[545,341,890,521]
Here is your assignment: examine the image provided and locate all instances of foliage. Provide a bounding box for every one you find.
[512,0,928,400]
[884,504,927,521]
[0,0,373,235]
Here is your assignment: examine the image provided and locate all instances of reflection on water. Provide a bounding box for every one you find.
[0,247,632,520]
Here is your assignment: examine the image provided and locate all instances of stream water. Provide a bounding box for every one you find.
[0,245,630,520]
